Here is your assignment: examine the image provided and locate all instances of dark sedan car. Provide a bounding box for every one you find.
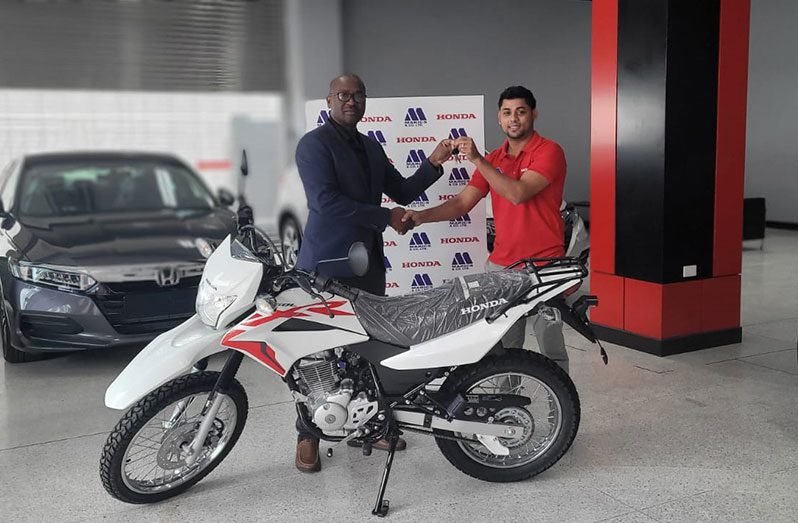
[0,152,237,363]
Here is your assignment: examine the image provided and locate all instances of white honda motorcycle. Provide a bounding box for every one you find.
[99,170,605,518]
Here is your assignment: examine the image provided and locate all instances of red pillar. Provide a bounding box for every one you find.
[589,0,749,355]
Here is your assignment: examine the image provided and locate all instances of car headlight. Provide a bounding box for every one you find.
[195,238,217,259]
[8,259,98,293]
[196,278,237,328]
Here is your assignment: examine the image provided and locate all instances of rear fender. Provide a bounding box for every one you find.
[104,315,226,410]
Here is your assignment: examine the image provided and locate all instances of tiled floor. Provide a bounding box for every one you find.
[1,229,796,522]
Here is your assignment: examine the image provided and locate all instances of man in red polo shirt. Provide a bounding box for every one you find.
[402,85,569,372]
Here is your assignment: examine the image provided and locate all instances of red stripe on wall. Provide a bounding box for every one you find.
[713,0,750,276]
[590,0,619,274]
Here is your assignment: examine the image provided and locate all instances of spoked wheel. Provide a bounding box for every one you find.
[280,216,302,270]
[435,350,580,482]
[100,372,248,503]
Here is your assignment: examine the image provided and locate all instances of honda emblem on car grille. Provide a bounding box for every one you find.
[156,267,180,287]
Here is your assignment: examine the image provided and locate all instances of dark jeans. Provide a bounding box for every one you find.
[296,264,385,441]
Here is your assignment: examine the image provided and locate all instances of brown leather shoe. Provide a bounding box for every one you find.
[347,437,407,451]
[295,437,321,473]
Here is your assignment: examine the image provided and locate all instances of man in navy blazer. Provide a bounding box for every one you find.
[293,74,455,472]
[295,74,455,294]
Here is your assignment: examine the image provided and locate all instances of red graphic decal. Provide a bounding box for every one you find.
[222,329,286,375]
[242,300,353,328]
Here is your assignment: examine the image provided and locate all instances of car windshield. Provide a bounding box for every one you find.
[17,159,215,217]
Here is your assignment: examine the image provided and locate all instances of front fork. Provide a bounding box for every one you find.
[184,351,244,465]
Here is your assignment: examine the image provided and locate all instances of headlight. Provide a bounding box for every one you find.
[195,238,217,259]
[9,259,98,293]
[196,278,237,328]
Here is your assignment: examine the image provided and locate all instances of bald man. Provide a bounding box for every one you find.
[293,74,455,472]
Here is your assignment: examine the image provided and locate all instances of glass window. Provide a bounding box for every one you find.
[17,159,215,218]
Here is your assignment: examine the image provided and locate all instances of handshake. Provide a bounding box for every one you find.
[388,207,423,235]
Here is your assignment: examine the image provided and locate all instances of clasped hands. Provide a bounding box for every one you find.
[387,137,480,235]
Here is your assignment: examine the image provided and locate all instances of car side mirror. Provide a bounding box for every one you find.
[217,188,235,207]
[0,200,13,230]
[347,242,369,277]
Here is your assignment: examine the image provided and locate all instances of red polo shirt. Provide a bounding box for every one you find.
[468,132,566,266]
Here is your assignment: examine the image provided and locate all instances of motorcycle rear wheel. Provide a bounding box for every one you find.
[435,350,580,482]
[100,371,248,503]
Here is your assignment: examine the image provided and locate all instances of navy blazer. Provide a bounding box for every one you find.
[295,121,442,278]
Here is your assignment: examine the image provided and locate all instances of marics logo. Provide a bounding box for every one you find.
[437,113,477,120]
[402,261,442,268]
[384,240,398,247]
[461,298,507,315]
[362,116,392,123]
[441,237,480,244]
[397,136,437,143]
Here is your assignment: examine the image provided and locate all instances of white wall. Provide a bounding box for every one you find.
[745,0,798,224]
[0,89,282,198]
[341,0,592,203]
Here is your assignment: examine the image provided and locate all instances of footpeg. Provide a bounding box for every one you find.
[362,441,373,456]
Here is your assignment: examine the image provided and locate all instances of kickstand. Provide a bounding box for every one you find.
[371,434,398,517]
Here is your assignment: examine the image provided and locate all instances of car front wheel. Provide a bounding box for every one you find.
[279,215,302,270]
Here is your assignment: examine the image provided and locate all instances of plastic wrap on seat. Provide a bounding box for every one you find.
[353,271,535,347]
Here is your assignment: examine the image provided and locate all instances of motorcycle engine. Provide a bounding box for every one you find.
[295,350,376,433]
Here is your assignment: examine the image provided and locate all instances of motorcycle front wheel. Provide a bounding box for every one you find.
[100,371,248,503]
[435,350,580,482]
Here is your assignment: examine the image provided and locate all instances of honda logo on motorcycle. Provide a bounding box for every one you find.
[317,110,329,126]
[461,298,507,315]
[155,267,180,287]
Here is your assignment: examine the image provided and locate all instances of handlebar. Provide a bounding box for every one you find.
[313,274,359,302]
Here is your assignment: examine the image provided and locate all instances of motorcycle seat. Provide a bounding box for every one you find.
[352,271,536,347]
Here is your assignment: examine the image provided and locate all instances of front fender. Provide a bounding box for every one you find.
[105,315,227,410]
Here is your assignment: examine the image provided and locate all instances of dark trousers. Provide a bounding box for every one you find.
[297,262,385,441]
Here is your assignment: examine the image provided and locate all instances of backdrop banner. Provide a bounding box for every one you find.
[305,96,487,295]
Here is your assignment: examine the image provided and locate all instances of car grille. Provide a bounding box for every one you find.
[94,276,201,335]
